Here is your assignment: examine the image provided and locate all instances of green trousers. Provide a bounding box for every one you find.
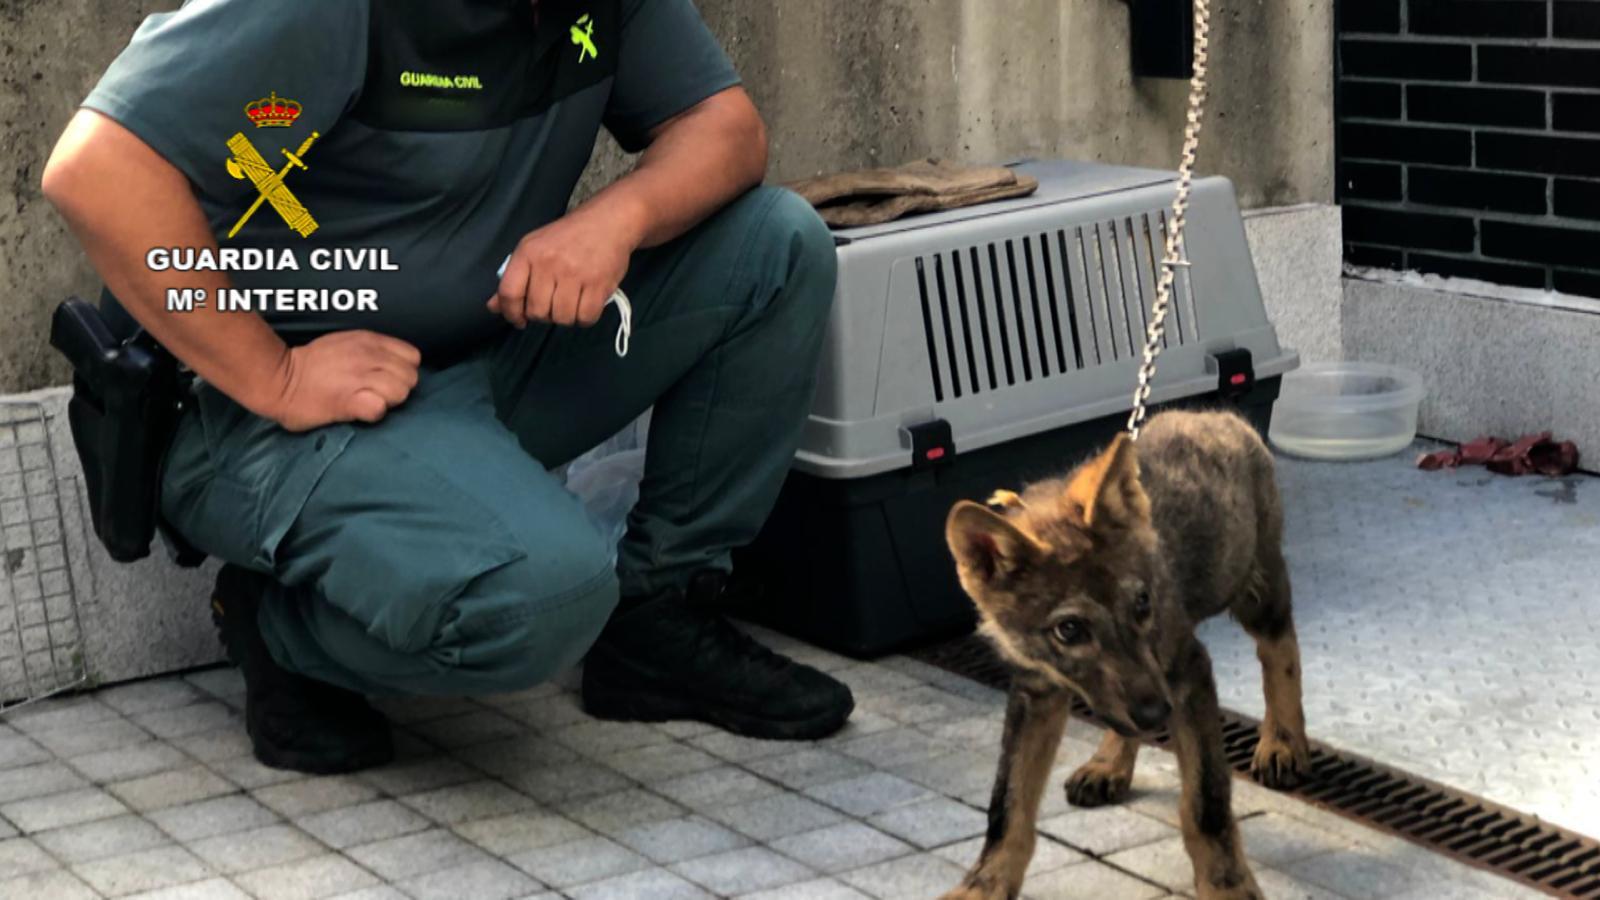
[161,187,837,696]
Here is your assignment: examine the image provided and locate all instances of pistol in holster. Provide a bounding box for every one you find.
[49,296,205,567]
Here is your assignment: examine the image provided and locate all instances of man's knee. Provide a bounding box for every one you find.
[763,186,838,284]
[730,186,837,337]
[759,184,833,252]
[450,542,620,692]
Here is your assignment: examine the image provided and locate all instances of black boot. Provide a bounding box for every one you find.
[582,571,854,740]
[212,565,393,774]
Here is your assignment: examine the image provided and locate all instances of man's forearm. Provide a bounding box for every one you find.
[43,110,294,419]
[578,87,769,251]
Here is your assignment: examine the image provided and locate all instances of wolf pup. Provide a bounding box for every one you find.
[940,410,1310,900]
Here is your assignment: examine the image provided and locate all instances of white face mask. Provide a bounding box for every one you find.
[497,254,632,358]
[608,289,632,357]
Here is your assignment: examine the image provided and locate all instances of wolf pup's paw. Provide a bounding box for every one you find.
[1198,884,1265,900]
[1195,867,1266,900]
[939,880,1014,900]
[1251,727,1312,790]
[1064,759,1132,807]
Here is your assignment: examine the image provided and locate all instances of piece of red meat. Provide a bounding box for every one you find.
[1416,432,1580,477]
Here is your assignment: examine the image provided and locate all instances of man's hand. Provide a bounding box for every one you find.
[266,330,422,432]
[487,87,767,332]
[489,204,641,330]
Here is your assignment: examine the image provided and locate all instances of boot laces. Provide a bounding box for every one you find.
[676,605,793,676]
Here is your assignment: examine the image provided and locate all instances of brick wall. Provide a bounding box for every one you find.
[1338,1,1600,297]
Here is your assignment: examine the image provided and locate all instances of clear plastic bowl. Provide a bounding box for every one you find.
[1268,362,1424,460]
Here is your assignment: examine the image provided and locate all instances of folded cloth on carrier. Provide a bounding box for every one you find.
[1416,431,1581,476]
[787,158,1039,228]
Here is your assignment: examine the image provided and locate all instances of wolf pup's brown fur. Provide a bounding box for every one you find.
[940,410,1310,900]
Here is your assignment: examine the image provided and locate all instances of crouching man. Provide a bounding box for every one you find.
[42,0,852,774]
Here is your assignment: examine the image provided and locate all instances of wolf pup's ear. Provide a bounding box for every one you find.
[946,501,1048,587]
[1065,434,1151,531]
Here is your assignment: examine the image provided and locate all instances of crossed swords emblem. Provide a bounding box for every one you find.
[571,14,598,62]
[224,131,320,239]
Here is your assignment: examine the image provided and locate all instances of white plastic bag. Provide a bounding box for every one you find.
[563,411,650,554]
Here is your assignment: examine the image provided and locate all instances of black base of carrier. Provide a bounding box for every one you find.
[734,377,1281,658]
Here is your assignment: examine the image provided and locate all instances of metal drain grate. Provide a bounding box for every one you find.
[0,401,88,708]
[911,635,1600,899]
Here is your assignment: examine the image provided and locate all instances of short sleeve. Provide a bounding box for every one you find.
[602,0,740,153]
[82,0,368,205]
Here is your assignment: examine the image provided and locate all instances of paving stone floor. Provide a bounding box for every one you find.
[1199,445,1600,837]
[0,629,1546,900]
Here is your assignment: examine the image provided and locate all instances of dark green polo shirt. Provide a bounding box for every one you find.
[83,0,739,361]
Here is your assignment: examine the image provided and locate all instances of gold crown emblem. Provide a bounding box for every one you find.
[245,91,302,128]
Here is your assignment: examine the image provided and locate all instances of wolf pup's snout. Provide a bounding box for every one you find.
[1128,694,1172,732]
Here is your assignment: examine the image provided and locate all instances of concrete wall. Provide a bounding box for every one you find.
[1245,204,1344,364]
[2,0,1334,393]
[1343,276,1600,461]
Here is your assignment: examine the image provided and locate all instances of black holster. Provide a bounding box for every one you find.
[49,296,204,566]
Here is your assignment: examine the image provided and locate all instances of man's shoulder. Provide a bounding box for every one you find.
[183,0,369,18]
[141,0,369,38]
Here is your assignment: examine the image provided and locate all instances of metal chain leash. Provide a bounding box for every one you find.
[1126,0,1213,440]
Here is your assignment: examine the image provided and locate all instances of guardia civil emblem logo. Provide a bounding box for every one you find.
[223,92,319,239]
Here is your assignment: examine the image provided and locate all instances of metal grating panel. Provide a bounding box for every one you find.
[912,635,1600,899]
[0,401,87,708]
[914,211,1199,402]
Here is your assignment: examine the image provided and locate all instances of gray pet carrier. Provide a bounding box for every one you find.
[737,159,1298,655]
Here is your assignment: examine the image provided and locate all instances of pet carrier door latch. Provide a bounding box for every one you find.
[1212,349,1255,400]
[906,419,955,471]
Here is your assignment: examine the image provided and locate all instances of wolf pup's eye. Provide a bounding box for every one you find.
[1134,590,1152,620]
[1052,617,1090,645]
